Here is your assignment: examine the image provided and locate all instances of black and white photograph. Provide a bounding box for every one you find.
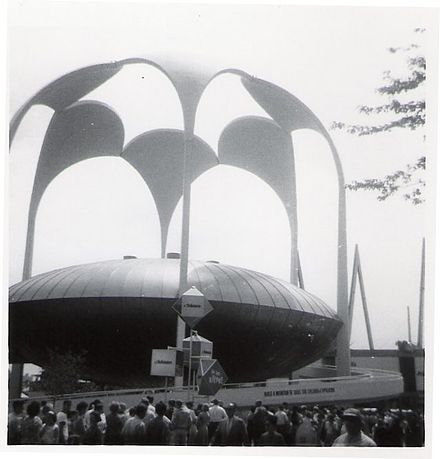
[3,0,439,456]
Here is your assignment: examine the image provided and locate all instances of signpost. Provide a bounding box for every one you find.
[173,286,213,400]
[197,359,228,396]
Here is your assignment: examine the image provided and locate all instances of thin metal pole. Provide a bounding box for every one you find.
[192,369,196,402]
[176,131,192,387]
[356,248,375,351]
[187,328,193,401]
[417,238,425,348]
[348,245,360,341]
[407,306,412,344]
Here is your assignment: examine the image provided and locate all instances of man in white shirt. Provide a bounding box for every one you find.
[275,405,290,442]
[208,399,227,442]
[332,408,377,447]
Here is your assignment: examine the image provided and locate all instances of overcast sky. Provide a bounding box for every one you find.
[7,1,438,359]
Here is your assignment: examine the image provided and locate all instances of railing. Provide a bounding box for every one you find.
[9,366,403,404]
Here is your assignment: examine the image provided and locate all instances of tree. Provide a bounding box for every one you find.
[331,29,426,205]
[30,349,99,395]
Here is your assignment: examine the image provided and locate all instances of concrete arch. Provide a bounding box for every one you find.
[32,156,161,273]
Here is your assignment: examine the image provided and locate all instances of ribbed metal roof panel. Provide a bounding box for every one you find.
[9,258,338,321]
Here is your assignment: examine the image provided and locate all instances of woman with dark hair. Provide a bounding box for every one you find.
[21,401,43,444]
[145,402,170,445]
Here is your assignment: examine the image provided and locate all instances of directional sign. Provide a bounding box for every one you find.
[197,359,228,396]
[172,286,213,328]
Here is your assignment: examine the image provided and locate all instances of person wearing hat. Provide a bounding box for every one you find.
[212,403,249,446]
[332,408,376,447]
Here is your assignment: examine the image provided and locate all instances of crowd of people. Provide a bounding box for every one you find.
[8,396,424,447]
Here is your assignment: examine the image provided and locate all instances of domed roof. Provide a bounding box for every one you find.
[9,258,338,321]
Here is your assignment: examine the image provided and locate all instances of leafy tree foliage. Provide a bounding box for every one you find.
[30,349,99,395]
[331,29,426,204]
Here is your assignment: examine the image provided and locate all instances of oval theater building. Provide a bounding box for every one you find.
[9,258,342,387]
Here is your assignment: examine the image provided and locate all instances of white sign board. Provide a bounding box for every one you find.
[150,349,177,377]
[181,294,206,318]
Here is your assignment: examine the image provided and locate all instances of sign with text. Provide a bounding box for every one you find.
[198,359,228,396]
[172,286,213,328]
[150,349,179,377]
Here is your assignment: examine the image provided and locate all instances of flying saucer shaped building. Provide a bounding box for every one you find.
[9,258,342,387]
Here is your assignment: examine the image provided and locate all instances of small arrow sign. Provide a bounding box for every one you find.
[172,286,213,328]
[197,359,228,396]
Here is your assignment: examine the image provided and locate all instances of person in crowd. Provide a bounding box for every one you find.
[246,406,256,446]
[56,399,72,444]
[195,403,210,446]
[40,403,54,425]
[83,410,102,445]
[320,412,340,446]
[8,399,25,445]
[69,401,87,445]
[251,400,268,444]
[21,400,43,444]
[104,401,124,445]
[288,405,302,446]
[67,410,79,444]
[122,404,147,445]
[274,405,290,443]
[372,415,389,446]
[145,401,171,445]
[312,406,320,424]
[295,409,318,446]
[146,396,156,415]
[84,399,102,430]
[171,400,192,446]
[212,402,249,446]
[332,408,376,447]
[165,399,175,421]
[208,398,227,442]
[39,411,59,445]
[140,397,156,426]
[93,402,107,436]
[258,413,285,446]
[118,402,129,425]
[195,404,203,417]
[186,401,198,445]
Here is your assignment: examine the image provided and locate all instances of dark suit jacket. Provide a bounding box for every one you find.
[213,416,249,446]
